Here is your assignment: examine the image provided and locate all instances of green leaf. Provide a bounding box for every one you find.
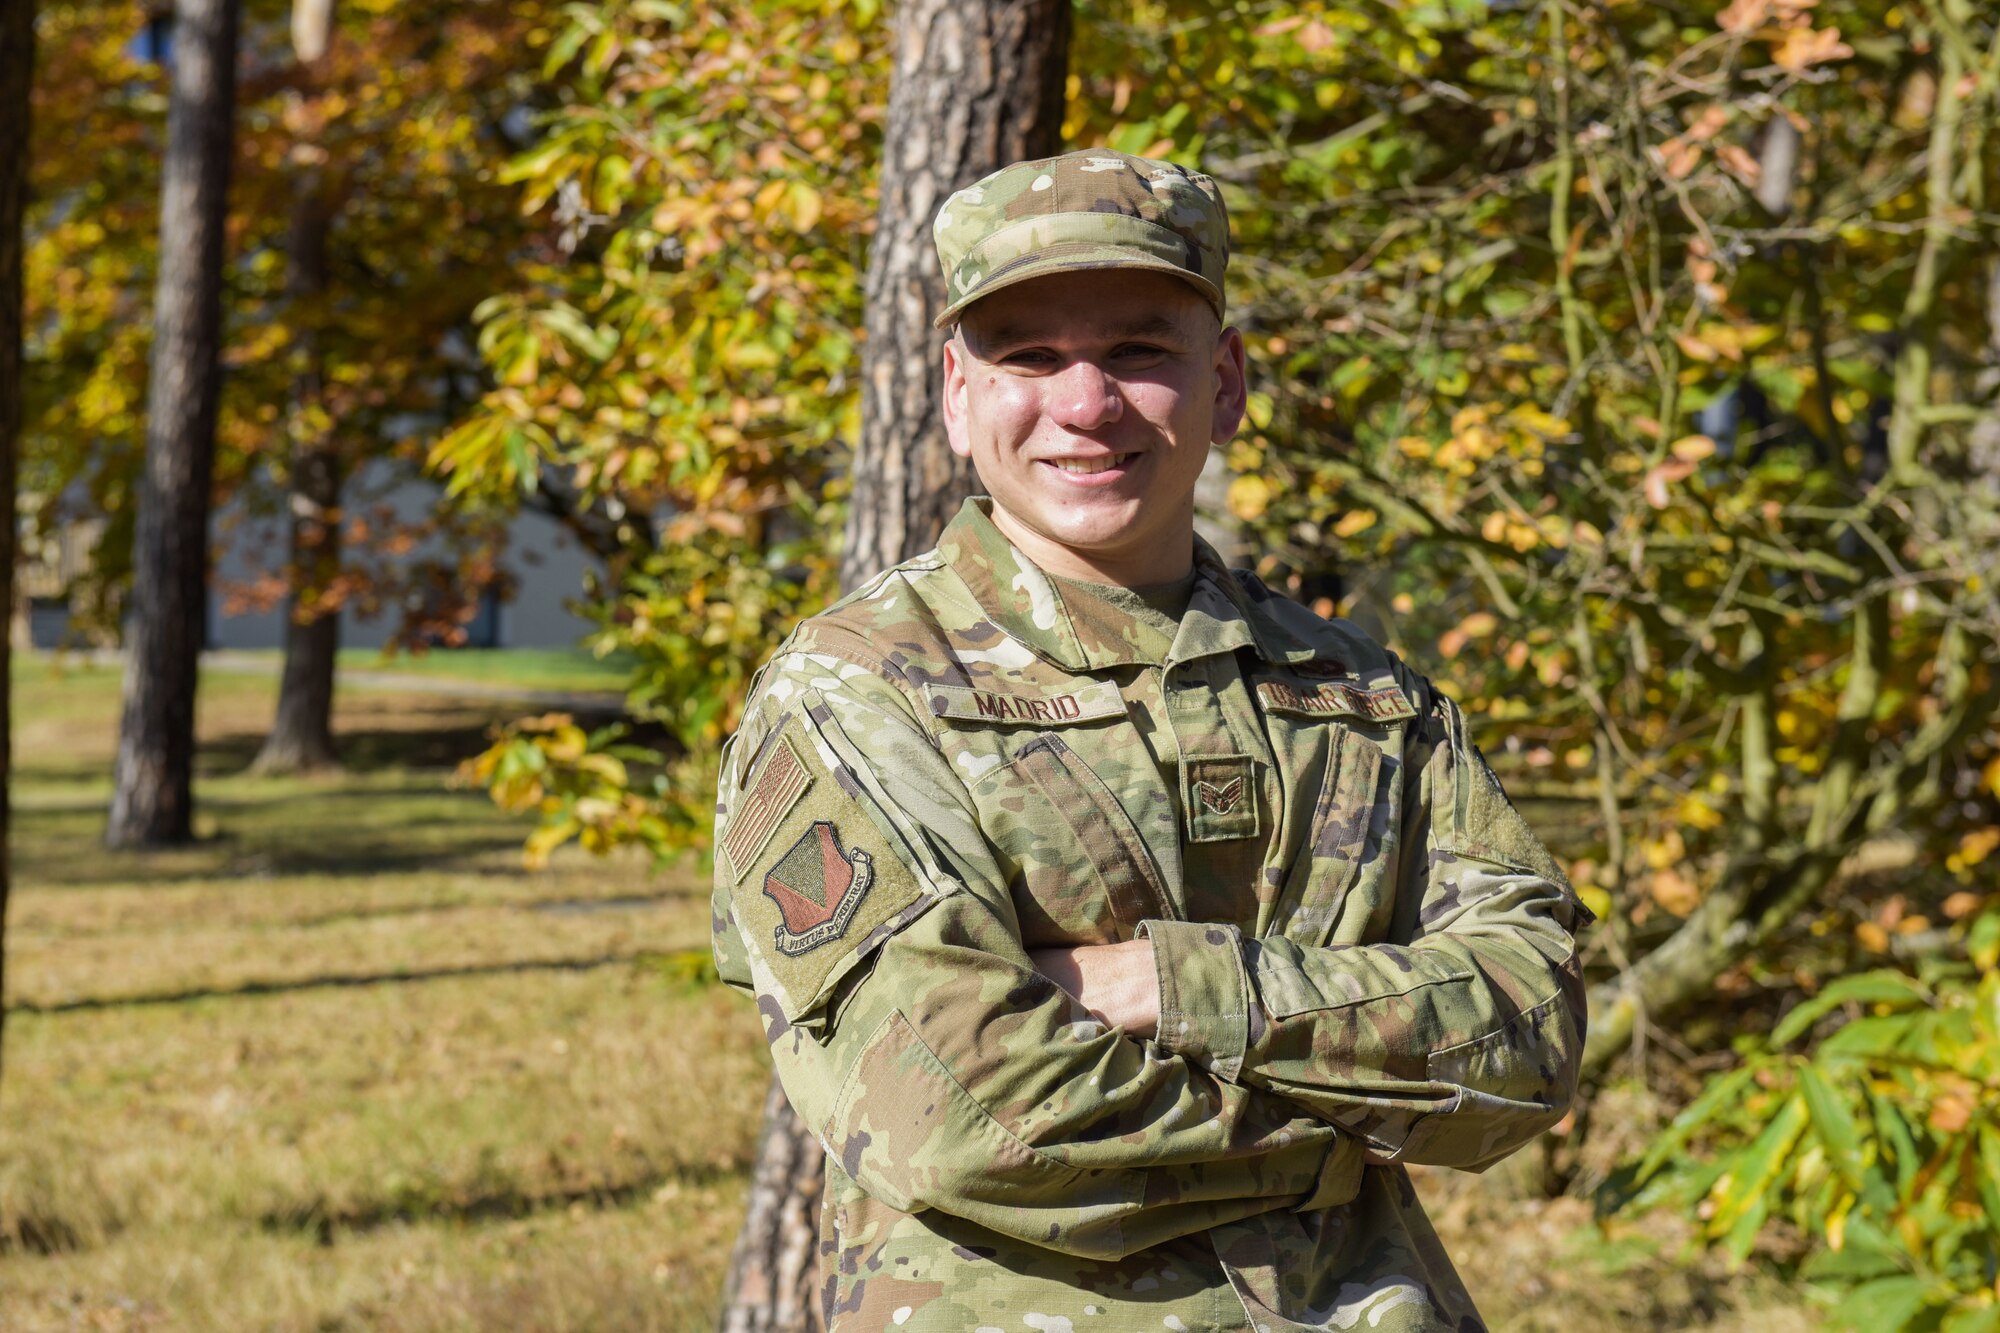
[1868,1090,1923,1197]
[542,18,596,78]
[1635,1064,1758,1182]
[540,304,619,362]
[1940,1304,2000,1333]
[1798,1062,1895,1212]
[1821,1014,1922,1058]
[1707,1093,1809,1241]
[1774,972,1930,1046]
[1833,1275,1934,1332]
[1800,1231,1905,1283]
[1978,1125,2000,1229]
[1969,911,2000,971]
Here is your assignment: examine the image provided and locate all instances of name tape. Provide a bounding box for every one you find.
[1257,679,1416,722]
[923,680,1127,727]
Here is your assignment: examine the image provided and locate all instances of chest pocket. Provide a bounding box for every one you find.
[1259,677,1414,947]
[966,732,1177,948]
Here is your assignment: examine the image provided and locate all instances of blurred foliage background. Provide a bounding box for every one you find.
[14,0,2000,1328]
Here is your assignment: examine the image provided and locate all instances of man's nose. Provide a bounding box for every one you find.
[1046,359,1123,431]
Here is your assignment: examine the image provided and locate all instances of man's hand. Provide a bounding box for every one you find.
[1029,940,1161,1039]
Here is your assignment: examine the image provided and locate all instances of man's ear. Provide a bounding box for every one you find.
[1209,324,1249,446]
[942,332,974,461]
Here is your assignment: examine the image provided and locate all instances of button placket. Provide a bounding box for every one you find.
[1164,658,1262,844]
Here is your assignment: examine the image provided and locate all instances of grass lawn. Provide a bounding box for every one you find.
[0,665,1820,1330]
[125,647,636,696]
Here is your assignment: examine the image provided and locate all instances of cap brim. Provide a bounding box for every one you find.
[933,256,1224,329]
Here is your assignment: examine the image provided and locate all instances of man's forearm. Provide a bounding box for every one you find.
[1029,939,1161,1037]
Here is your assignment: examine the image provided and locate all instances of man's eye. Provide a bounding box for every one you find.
[1003,350,1055,366]
[1114,343,1166,359]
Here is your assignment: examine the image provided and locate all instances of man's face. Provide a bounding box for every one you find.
[942,269,1247,587]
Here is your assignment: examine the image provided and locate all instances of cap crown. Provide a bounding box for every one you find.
[931,150,1229,328]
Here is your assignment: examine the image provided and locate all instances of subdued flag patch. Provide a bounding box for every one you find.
[763,820,875,956]
[724,733,813,879]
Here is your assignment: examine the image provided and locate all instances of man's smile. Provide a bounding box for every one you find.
[1041,451,1140,482]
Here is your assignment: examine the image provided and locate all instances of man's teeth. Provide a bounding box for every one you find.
[1050,456,1125,474]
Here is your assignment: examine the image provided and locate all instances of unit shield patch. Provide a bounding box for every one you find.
[763,820,876,956]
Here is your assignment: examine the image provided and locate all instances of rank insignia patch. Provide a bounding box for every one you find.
[763,821,876,956]
[1195,774,1245,814]
[1183,754,1259,843]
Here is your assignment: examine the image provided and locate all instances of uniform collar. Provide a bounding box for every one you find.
[937,498,1319,672]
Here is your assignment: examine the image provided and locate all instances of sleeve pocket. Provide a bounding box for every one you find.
[829,1009,1142,1254]
[1252,946,1474,1020]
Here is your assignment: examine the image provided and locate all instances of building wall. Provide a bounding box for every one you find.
[206,467,598,652]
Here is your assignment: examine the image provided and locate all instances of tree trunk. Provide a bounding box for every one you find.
[838,0,1071,589]
[724,4,1070,1328]
[0,0,36,1083]
[718,1075,833,1333]
[106,0,238,848]
[254,0,341,775]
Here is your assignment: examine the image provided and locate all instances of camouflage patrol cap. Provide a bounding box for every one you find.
[931,149,1229,329]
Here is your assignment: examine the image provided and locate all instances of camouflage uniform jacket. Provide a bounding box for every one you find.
[712,499,1591,1332]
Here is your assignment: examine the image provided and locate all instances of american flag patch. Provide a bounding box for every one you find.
[724,733,813,879]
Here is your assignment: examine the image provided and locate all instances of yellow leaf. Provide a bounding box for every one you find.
[1333,508,1377,538]
[782,180,822,233]
[1772,25,1853,72]
[1643,828,1687,869]
[1717,0,1770,33]
[1954,827,2000,866]
[1644,459,1697,509]
[1674,332,1721,363]
[1648,868,1700,915]
[1296,18,1336,52]
[543,724,588,763]
[523,818,576,870]
[1459,611,1499,638]
[1678,794,1725,830]
[1227,475,1272,521]
[1670,434,1718,462]
[1577,885,1613,921]
[1942,891,1985,920]
[1826,1190,1854,1251]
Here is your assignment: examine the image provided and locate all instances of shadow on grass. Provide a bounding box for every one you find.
[280,1158,745,1247]
[11,820,540,892]
[196,717,523,777]
[15,752,557,882]
[3,1155,745,1258]
[194,701,660,777]
[8,948,703,1015]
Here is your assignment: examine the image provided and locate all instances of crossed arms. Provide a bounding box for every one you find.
[712,645,1590,1260]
